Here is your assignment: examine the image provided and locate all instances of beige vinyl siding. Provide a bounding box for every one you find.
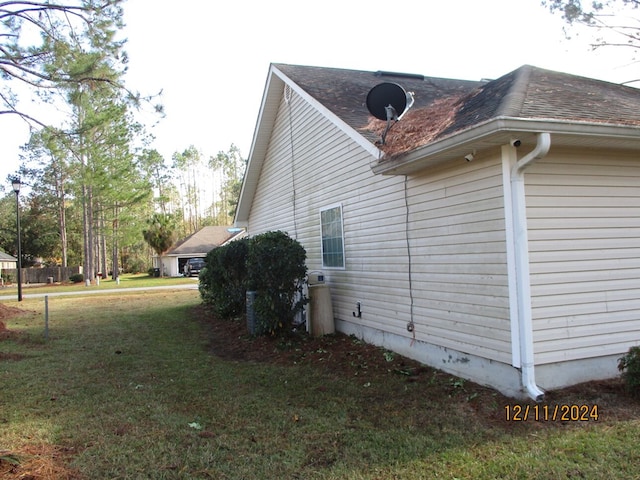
[246,96,297,235]
[248,89,415,337]
[248,88,512,362]
[526,151,640,364]
[407,158,512,363]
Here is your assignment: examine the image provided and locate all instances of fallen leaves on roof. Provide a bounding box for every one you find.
[362,94,467,157]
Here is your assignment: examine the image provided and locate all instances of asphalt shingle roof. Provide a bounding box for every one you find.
[165,226,238,256]
[274,63,484,145]
[454,65,640,127]
[274,63,640,157]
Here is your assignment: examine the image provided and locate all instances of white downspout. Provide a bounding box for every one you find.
[510,132,551,402]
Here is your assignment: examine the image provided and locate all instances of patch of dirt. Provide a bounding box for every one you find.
[195,305,640,430]
[0,445,83,480]
[0,304,30,344]
[199,304,420,373]
[0,352,26,361]
[0,304,26,322]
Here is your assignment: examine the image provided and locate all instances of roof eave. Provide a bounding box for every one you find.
[372,117,640,175]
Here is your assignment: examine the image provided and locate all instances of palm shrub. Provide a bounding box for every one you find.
[199,237,249,318]
[246,231,307,335]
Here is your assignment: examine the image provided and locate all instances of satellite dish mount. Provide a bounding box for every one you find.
[366,82,415,145]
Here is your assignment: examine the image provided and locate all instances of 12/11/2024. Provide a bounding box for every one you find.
[505,404,599,422]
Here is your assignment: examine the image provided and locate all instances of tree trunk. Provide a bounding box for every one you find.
[112,207,119,280]
[82,183,91,284]
[82,184,96,285]
[99,209,108,279]
[57,178,68,267]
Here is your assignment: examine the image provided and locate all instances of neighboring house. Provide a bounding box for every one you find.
[154,226,243,276]
[0,251,17,282]
[234,63,640,400]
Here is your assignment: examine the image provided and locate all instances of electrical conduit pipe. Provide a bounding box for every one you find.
[510,132,551,402]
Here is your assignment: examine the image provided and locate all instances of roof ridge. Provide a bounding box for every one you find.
[496,65,533,117]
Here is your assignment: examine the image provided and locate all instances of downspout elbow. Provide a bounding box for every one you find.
[512,133,551,177]
[523,362,545,402]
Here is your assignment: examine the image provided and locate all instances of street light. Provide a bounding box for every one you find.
[11,178,22,302]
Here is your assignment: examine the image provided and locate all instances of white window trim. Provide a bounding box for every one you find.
[319,203,346,270]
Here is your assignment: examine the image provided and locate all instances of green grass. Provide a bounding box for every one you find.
[1,290,639,479]
[1,273,196,297]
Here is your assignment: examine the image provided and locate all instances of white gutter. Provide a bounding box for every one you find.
[510,132,551,402]
[372,116,640,175]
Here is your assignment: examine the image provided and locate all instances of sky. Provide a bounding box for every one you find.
[0,0,637,189]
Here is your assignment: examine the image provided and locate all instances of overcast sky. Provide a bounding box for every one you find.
[0,0,637,189]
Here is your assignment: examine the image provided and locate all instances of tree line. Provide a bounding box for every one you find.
[0,140,245,280]
[1,0,636,283]
[0,1,245,283]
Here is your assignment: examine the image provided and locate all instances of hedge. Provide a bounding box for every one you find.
[199,231,307,335]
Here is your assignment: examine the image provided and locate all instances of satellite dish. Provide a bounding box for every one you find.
[366,82,415,145]
[366,83,408,121]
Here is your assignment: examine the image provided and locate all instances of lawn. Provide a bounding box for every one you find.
[0,289,639,479]
[0,273,196,298]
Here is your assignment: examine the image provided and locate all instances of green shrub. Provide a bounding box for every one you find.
[69,273,84,283]
[198,231,308,336]
[125,259,147,274]
[618,346,640,395]
[199,237,249,318]
[246,231,307,335]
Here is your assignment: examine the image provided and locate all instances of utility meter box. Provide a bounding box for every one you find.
[308,283,334,336]
[308,271,325,285]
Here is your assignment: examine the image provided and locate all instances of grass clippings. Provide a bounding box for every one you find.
[0,445,81,480]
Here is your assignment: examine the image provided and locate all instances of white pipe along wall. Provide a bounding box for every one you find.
[510,132,551,402]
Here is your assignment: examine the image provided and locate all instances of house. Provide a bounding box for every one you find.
[234,63,640,400]
[155,226,244,276]
[0,251,17,283]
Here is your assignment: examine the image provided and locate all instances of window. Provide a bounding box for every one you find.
[320,204,345,269]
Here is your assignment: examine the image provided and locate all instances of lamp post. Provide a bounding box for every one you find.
[11,178,22,302]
